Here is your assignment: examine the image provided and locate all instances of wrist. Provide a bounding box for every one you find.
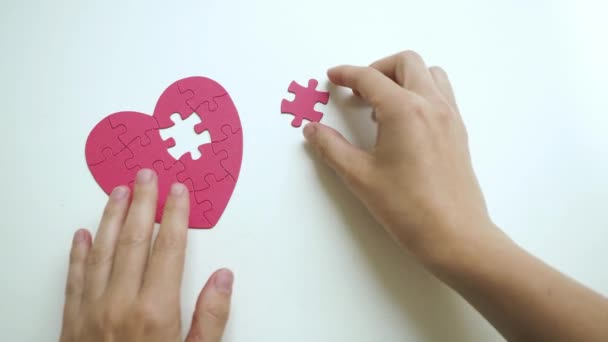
[413,220,512,279]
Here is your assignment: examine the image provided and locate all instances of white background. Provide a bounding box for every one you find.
[1,0,607,341]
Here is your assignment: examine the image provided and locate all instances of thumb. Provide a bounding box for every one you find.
[186,269,234,342]
[303,123,372,186]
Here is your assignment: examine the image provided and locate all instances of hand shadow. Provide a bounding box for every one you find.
[305,84,482,342]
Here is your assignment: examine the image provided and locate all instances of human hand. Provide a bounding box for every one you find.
[59,169,233,342]
[305,51,608,342]
[304,51,495,262]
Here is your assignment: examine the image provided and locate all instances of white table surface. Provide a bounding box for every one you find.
[2,1,607,341]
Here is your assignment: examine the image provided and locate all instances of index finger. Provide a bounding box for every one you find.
[327,65,414,109]
[141,183,189,299]
[370,51,438,96]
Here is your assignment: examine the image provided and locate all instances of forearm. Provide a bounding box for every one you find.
[422,223,608,341]
[306,54,608,341]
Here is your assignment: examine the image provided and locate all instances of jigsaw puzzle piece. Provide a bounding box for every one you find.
[281,79,329,127]
[177,144,229,191]
[88,147,139,192]
[189,199,213,228]
[154,80,196,129]
[124,130,176,170]
[213,123,241,142]
[85,118,127,165]
[193,175,236,225]
[289,79,330,104]
[211,125,243,179]
[192,93,242,140]
[107,111,162,147]
[177,76,228,112]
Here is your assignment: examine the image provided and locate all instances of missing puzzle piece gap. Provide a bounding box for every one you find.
[159,113,212,161]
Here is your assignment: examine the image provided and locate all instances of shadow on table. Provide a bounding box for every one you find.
[304,85,482,342]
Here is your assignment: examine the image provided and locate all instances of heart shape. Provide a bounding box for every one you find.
[85,77,243,229]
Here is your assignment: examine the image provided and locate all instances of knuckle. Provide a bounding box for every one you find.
[65,278,82,297]
[133,300,169,328]
[202,300,230,324]
[102,201,119,219]
[69,249,84,265]
[429,66,447,77]
[354,67,374,86]
[99,306,121,331]
[153,233,183,254]
[161,199,185,218]
[162,200,177,214]
[368,91,389,109]
[433,100,455,120]
[403,96,426,115]
[398,50,423,63]
[134,178,157,194]
[131,190,157,210]
[117,230,148,248]
[185,334,203,342]
[86,247,113,268]
[436,110,452,126]
[129,197,154,214]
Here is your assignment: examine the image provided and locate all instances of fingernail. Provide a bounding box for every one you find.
[73,229,88,244]
[170,183,186,195]
[303,123,317,140]
[110,186,128,200]
[214,269,234,294]
[136,169,154,184]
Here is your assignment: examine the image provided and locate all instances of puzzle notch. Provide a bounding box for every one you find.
[123,130,176,171]
[281,79,330,127]
[193,175,237,225]
[108,111,162,147]
[177,144,229,192]
[85,118,128,165]
[154,80,197,129]
[177,77,228,113]
[192,93,242,138]
[211,124,243,179]
[89,146,139,191]
[190,199,213,228]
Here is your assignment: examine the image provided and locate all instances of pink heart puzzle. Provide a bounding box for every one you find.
[85,77,243,229]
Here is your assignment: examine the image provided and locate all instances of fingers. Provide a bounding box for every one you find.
[327,65,410,109]
[303,123,373,190]
[370,50,438,96]
[429,66,459,112]
[109,169,158,298]
[186,269,234,342]
[63,229,91,325]
[142,183,189,300]
[84,186,130,300]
